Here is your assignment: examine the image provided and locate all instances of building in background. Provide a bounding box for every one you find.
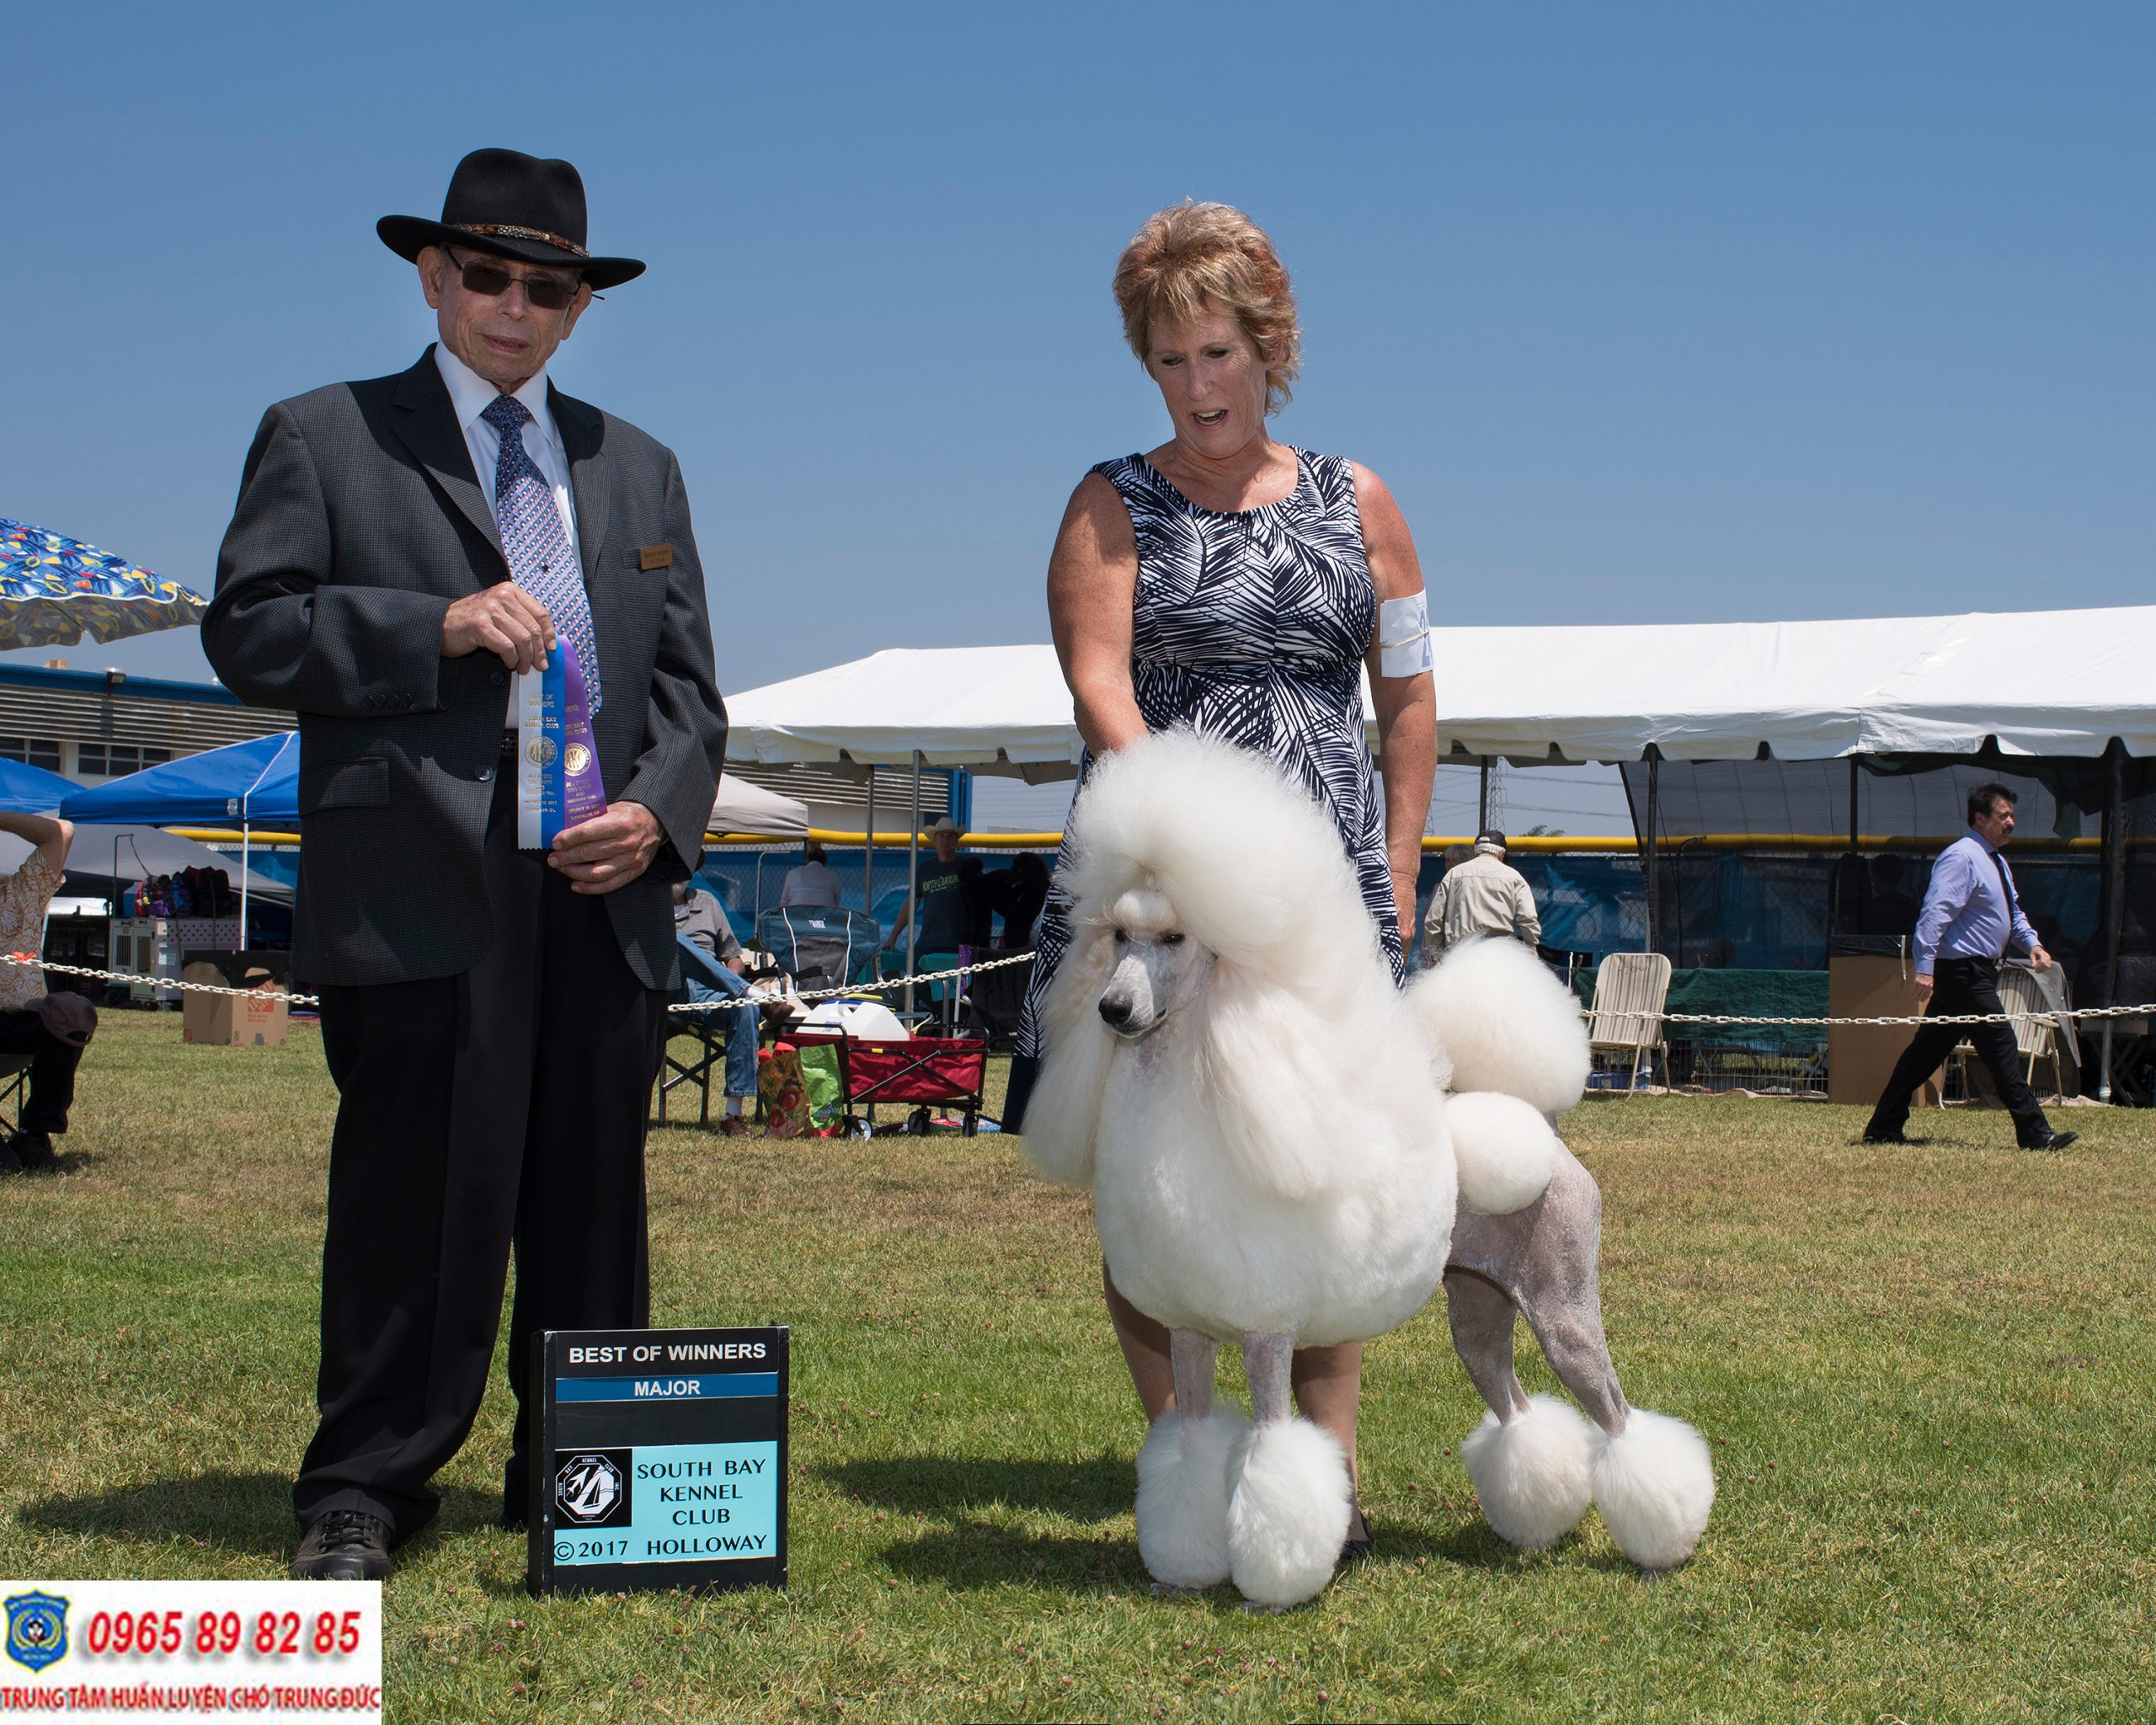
[0,664,293,784]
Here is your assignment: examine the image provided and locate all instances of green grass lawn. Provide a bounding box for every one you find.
[3,1014,2153,1723]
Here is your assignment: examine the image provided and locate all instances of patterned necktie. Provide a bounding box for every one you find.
[481,393,601,712]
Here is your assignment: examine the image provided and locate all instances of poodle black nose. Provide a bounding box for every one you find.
[1098,996,1133,1028]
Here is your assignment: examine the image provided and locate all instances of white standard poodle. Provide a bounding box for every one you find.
[1022,732,1714,1609]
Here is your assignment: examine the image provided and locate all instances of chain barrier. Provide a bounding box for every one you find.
[0,948,1040,1016]
[10,950,2150,1030]
[4,953,323,1005]
[1657,1003,2156,1028]
[664,948,1039,1014]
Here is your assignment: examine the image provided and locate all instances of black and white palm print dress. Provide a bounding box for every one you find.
[1014,449,1403,1062]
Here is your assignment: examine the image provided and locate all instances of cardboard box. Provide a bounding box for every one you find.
[181,952,290,1047]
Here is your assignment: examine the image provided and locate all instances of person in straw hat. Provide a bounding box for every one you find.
[205,148,727,1580]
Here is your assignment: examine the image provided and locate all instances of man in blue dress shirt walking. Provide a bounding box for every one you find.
[1863,782,2077,1151]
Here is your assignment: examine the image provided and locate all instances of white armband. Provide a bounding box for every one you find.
[1378,590,1433,677]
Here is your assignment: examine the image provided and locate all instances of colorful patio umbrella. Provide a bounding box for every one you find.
[0,518,207,651]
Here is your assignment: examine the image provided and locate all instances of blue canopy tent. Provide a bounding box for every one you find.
[0,757,74,814]
[61,732,298,936]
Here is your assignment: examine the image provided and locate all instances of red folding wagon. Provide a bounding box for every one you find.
[790,1032,990,1137]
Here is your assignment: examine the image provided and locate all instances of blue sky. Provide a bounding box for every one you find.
[8,3,2149,830]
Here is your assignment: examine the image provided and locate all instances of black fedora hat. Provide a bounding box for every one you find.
[378,148,645,291]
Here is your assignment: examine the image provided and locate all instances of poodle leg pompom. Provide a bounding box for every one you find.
[1457,1392,1596,1550]
[1135,1409,1250,1589]
[1592,1408,1716,1571]
[1225,1418,1353,1609]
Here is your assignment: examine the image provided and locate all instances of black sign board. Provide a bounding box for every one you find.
[528,1325,788,1596]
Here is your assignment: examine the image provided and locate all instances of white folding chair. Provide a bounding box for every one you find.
[1586,953,1673,1092]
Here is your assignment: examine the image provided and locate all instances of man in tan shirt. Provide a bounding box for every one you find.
[1421,828,1542,965]
[0,810,91,1174]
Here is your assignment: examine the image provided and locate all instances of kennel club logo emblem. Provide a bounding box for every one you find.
[5,1591,69,1674]
[555,1452,628,1525]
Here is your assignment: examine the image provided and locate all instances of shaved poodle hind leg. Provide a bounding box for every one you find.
[1449,1139,1716,1569]
[1446,1146,1610,1551]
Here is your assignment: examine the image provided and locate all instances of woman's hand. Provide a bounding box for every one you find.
[1390,855,1421,953]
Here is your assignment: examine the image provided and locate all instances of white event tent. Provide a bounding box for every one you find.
[724,606,2156,776]
[711,774,808,838]
[726,608,2156,1012]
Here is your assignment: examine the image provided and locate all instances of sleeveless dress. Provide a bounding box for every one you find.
[1014,448,1403,1062]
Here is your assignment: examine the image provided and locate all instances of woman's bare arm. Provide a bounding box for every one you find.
[1354,463,1437,950]
[0,811,74,877]
[1047,473,1148,757]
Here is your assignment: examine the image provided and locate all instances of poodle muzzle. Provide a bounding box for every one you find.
[1097,938,1209,1040]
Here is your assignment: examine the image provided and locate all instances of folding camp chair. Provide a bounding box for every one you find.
[791,1031,990,1137]
[757,906,881,996]
[0,1053,29,1140]
[1586,953,1673,1091]
[657,937,760,1128]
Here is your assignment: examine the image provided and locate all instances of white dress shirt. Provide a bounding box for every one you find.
[433,344,582,566]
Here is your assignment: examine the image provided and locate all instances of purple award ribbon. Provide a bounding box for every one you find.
[516,639,609,850]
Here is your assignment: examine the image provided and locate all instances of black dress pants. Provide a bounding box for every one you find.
[1864,954,2052,1146]
[295,765,665,1537]
[0,1009,83,1135]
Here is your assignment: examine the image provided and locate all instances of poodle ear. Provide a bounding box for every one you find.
[1018,923,1118,1187]
[1194,960,1345,1204]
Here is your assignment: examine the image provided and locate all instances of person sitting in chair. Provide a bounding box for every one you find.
[777,841,845,909]
[0,811,94,1175]
[673,880,758,1135]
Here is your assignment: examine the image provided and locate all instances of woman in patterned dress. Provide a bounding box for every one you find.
[1008,202,1437,1552]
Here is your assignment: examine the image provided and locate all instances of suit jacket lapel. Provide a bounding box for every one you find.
[552,385,610,591]
[389,348,504,563]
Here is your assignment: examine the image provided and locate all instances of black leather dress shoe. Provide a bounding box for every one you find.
[292,1510,394,1581]
[1340,1504,1372,1563]
[2025,1130,2078,1152]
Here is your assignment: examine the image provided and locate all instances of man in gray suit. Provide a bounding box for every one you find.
[205,149,727,1580]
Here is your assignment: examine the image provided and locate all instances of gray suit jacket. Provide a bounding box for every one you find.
[204,347,726,991]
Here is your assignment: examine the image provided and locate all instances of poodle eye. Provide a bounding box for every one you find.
[1112,928,1129,944]
[1161,932,1185,946]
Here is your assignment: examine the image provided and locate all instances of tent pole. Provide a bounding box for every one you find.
[1848,756,1860,851]
[239,823,251,952]
[2099,739,2128,1102]
[1477,759,1489,832]
[1642,750,1660,956]
[905,750,921,1017]
[864,767,875,930]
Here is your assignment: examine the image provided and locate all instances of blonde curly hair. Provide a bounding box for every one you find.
[1113,202,1302,415]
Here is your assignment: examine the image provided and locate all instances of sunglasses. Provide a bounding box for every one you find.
[444,249,583,312]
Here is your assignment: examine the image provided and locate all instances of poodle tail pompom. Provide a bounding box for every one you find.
[1410,938,1590,1114]
[1225,1418,1353,1609]
[1135,1408,1251,1589]
[1458,1393,1596,1550]
[1447,1090,1561,1215]
[1592,1408,1716,1571]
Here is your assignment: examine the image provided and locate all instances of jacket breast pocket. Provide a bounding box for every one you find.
[299,756,391,814]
